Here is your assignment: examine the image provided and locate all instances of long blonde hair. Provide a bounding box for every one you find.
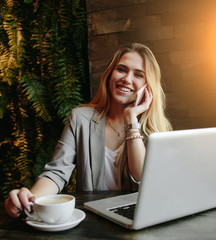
[87,43,172,135]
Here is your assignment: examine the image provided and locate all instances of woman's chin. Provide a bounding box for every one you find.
[113,97,133,106]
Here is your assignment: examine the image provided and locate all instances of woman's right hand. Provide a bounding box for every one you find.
[4,187,35,218]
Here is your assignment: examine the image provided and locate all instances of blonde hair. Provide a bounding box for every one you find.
[87,43,172,135]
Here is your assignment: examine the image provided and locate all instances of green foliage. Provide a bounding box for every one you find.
[0,0,89,200]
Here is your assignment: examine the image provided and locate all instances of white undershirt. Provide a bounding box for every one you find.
[104,144,124,190]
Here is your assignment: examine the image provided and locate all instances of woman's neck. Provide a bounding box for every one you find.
[107,101,125,122]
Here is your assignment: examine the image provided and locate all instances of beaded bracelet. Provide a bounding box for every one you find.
[126,135,144,141]
[126,130,141,136]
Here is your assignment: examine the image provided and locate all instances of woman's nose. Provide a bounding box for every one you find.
[123,72,133,83]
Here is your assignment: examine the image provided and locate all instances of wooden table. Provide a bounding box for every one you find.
[1,191,216,240]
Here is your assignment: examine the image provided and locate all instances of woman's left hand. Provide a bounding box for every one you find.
[124,86,153,124]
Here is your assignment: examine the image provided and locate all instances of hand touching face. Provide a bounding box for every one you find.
[124,85,153,123]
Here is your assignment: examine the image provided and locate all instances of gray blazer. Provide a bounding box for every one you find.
[39,107,139,192]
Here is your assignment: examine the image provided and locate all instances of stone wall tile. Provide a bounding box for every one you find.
[161,10,211,26]
[189,104,216,118]
[88,34,118,50]
[118,4,147,19]
[130,15,161,29]
[174,23,207,39]
[88,45,118,61]
[89,59,108,73]
[169,51,211,68]
[119,26,174,42]
[89,19,131,36]
[86,0,148,12]
[88,9,118,25]
[148,38,210,54]
[147,0,210,15]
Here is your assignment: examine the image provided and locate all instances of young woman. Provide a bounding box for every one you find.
[5,43,172,218]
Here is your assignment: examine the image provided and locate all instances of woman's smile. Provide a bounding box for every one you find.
[117,84,133,93]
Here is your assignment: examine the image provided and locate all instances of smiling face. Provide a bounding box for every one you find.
[109,51,147,106]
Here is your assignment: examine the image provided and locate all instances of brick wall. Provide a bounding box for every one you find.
[86,0,216,130]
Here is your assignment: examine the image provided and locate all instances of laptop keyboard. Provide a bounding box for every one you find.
[109,203,136,220]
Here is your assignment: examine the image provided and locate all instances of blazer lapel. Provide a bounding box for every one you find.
[89,111,106,190]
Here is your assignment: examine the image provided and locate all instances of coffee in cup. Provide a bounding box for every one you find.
[25,194,75,224]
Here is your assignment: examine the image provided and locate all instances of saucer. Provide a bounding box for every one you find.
[25,209,86,232]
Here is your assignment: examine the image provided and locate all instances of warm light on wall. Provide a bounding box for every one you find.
[209,18,216,78]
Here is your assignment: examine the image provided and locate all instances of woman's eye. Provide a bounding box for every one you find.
[135,73,144,78]
[117,67,126,72]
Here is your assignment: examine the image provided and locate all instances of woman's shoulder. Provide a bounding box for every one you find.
[70,106,98,121]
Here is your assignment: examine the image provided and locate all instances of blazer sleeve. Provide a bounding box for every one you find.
[38,110,77,192]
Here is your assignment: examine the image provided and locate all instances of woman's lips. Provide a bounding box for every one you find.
[117,85,133,93]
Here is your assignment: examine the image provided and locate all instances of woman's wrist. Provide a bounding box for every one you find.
[124,108,138,125]
[124,116,138,125]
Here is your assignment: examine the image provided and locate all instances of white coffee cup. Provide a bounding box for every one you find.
[25,194,75,224]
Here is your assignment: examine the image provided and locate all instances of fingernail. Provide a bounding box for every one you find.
[18,207,23,213]
[26,205,31,212]
[29,196,35,202]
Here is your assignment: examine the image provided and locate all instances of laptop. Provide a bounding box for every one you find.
[84,127,216,230]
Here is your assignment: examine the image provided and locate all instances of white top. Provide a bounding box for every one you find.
[104,144,124,190]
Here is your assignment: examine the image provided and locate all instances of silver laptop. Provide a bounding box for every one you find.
[84,127,216,230]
